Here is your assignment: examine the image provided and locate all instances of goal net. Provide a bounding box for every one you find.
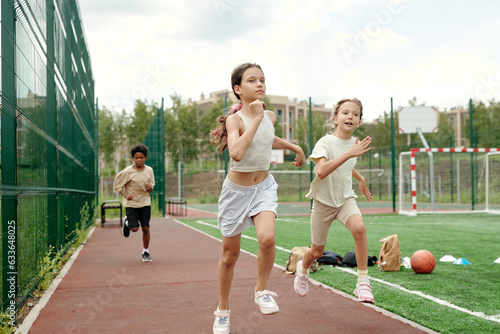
[399,148,500,216]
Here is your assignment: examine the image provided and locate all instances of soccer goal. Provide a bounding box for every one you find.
[399,148,500,216]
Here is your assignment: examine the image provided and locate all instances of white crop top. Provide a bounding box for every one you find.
[230,111,275,172]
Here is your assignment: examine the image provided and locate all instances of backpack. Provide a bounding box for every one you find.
[340,251,378,268]
[377,234,402,271]
[317,251,343,266]
[284,247,318,274]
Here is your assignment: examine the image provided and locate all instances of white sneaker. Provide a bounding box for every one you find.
[294,260,309,297]
[213,308,230,334]
[354,277,374,303]
[254,290,279,314]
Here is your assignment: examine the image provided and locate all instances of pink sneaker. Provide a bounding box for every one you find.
[254,290,279,314]
[213,308,230,334]
[294,260,309,297]
[354,277,374,303]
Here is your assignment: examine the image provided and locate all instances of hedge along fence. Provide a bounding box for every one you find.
[1,0,97,325]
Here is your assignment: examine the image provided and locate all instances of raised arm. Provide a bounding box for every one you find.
[226,114,263,162]
[315,136,371,179]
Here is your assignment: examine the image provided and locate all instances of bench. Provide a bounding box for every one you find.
[101,200,123,227]
[167,198,187,216]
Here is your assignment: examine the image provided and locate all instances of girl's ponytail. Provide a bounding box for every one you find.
[210,103,242,153]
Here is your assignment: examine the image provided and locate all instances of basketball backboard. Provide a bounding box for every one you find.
[271,149,284,164]
[398,106,438,134]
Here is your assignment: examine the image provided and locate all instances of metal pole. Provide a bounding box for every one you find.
[159,97,165,216]
[309,97,314,209]
[457,159,461,204]
[178,148,183,199]
[390,98,396,212]
[369,150,372,194]
[378,148,382,200]
[450,135,454,203]
[417,128,434,211]
[469,99,474,210]
[224,96,228,177]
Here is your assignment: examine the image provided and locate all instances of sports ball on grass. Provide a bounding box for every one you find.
[410,250,435,274]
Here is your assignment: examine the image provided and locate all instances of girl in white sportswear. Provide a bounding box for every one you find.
[293,98,375,304]
[210,63,305,334]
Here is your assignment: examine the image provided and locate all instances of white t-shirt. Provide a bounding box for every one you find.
[305,134,357,207]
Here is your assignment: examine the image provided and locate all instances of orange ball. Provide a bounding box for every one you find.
[410,250,436,274]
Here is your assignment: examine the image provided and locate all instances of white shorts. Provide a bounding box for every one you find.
[217,173,278,237]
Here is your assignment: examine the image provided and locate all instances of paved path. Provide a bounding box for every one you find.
[23,211,435,334]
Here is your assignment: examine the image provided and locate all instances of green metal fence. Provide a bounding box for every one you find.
[0,0,96,323]
[144,99,166,216]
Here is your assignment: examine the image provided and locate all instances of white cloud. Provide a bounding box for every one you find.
[79,0,500,121]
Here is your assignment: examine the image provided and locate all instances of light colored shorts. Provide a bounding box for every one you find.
[217,173,278,237]
[310,198,361,246]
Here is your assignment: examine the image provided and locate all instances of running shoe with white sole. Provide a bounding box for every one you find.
[294,260,309,297]
[142,251,152,262]
[254,290,279,314]
[121,218,130,237]
[213,308,230,334]
[354,277,374,303]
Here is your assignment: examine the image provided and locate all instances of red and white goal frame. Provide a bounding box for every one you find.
[399,148,500,216]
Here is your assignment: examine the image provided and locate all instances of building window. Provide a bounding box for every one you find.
[276,109,283,122]
[289,127,293,140]
[450,117,455,127]
[289,111,292,124]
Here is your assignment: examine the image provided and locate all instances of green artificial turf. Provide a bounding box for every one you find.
[179,213,500,334]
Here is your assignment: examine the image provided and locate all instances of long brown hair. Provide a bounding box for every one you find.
[210,63,263,153]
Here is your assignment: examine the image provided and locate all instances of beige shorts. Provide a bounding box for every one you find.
[310,198,361,246]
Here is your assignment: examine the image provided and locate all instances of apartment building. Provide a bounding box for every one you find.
[443,106,468,147]
[193,89,331,144]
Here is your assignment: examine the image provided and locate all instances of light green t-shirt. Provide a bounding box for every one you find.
[306,134,357,207]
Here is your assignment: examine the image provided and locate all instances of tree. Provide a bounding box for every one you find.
[427,112,454,148]
[408,96,425,107]
[199,97,225,157]
[463,100,500,147]
[371,112,390,149]
[98,107,116,166]
[165,94,201,167]
[295,112,329,156]
[98,106,130,172]
[126,100,156,146]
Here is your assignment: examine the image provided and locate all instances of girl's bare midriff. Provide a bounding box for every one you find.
[228,170,269,186]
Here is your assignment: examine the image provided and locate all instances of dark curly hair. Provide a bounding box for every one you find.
[130,143,148,158]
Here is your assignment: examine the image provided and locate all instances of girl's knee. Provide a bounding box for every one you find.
[353,224,366,237]
[131,227,140,232]
[221,249,240,267]
[309,244,325,259]
[311,247,324,259]
[347,217,366,237]
[258,234,276,251]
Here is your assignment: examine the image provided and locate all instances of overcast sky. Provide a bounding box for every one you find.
[78,0,500,122]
